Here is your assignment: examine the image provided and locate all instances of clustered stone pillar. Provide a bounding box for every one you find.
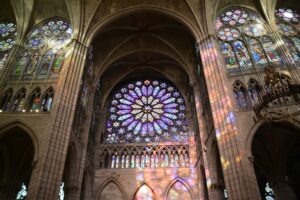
[197,35,261,200]
[26,40,88,199]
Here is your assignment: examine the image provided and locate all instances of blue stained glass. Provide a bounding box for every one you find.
[147,85,153,96]
[156,89,166,98]
[152,86,160,96]
[233,40,253,70]
[248,38,268,67]
[105,80,188,143]
[135,87,142,97]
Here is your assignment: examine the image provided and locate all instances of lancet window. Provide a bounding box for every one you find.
[275,7,300,65]
[0,21,17,72]
[216,7,281,73]
[0,88,13,112]
[11,17,72,80]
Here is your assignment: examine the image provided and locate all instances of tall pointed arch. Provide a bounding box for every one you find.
[97,178,126,200]
[134,183,156,200]
[165,178,194,200]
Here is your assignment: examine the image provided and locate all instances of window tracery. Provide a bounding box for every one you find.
[233,81,249,111]
[105,79,188,144]
[11,17,72,79]
[275,7,300,65]
[216,7,281,73]
[0,21,17,71]
[11,88,26,112]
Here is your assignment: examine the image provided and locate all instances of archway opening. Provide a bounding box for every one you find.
[0,127,34,199]
[252,122,300,199]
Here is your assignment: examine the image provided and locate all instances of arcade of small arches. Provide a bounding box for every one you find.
[0,1,300,200]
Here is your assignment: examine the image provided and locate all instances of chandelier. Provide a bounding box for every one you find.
[253,65,300,121]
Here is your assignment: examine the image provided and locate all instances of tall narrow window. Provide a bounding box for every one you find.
[219,42,239,72]
[275,7,300,65]
[248,79,261,105]
[0,21,17,72]
[11,88,26,112]
[260,36,281,63]
[233,40,253,71]
[28,88,41,111]
[0,88,13,112]
[233,81,249,110]
[41,88,54,112]
[247,38,268,67]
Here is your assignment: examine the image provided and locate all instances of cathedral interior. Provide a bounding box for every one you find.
[0,0,300,199]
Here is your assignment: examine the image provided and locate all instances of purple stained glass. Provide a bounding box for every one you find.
[220,8,248,26]
[104,80,189,144]
[275,8,300,24]
[217,27,241,41]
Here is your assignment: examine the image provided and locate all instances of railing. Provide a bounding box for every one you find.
[98,143,190,169]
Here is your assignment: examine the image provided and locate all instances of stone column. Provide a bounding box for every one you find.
[197,35,261,200]
[26,40,88,199]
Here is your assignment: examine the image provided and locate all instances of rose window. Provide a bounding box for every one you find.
[105,80,188,144]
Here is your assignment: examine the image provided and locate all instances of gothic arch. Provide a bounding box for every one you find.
[85,6,202,46]
[0,120,39,161]
[97,177,127,200]
[164,177,194,200]
[132,183,157,200]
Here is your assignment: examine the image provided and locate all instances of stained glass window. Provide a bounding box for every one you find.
[0,21,17,71]
[276,23,297,36]
[264,182,275,200]
[244,23,267,37]
[28,87,41,111]
[282,37,300,63]
[275,8,299,24]
[216,7,281,73]
[233,81,249,110]
[233,40,253,70]
[261,36,281,63]
[16,183,27,200]
[219,42,239,72]
[41,87,54,112]
[275,7,300,66]
[247,38,268,67]
[105,80,188,144]
[248,79,261,105]
[12,17,72,78]
[217,27,240,41]
[220,9,248,26]
[134,184,156,200]
[11,88,26,112]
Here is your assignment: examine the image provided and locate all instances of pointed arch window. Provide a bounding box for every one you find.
[275,7,300,65]
[28,87,41,112]
[216,7,282,73]
[11,17,72,79]
[134,184,156,200]
[0,21,17,72]
[11,88,26,112]
[233,40,253,70]
[260,36,281,63]
[233,81,249,110]
[248,79,261,105]
[0,88,13,112]
[41,87,54,112]
[247,38,268,67]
